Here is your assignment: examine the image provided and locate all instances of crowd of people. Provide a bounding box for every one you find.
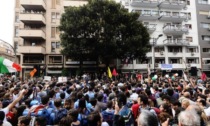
[0,72,209,126]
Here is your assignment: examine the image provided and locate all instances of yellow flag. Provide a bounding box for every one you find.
[108,67,112,78]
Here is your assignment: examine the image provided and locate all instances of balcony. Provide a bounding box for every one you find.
[163,24,188,35]
[134,64,149,69]
[202,64,210,70]
[19,29,46,40]
[144,24,156,33]
[20,0,46,11]
[159,12,189,22]
[133,10,159,21]
[19,13,46,25]
[163,39,190,46]
[130,0,159,8]
[159,0,187,10]
[18,46,46,54]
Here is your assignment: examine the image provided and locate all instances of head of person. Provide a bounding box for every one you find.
[64,98,74,110]
[68,109,79,122]
[54,98,62,108]
[162,95,171,104]
[35,117,46,126]
[138,110,158,126]
[59,116,73,126]
[87,111,102,126]
[139,95,149,106]
[181,99,190,110]
[18,116,31,126]
[117,92,127,108]
[159,103,172,115]
[178,110,200,126]
[41,95,49,105]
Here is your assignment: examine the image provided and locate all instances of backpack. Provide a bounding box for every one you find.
[122,110,134,126]
[78,110,90,126]
[53,108,68,124]
[101,110,114,126]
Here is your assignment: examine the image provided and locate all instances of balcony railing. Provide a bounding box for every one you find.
[163,39,190,46]
[18,46,46,54]
[19,29,46,40]
[19,12,46,25]
[159,0,187,10]
[144,24,156,33]
[20,0,46,11]
[130,0,159,8]
[159,12,189,22]
[163,24,188,35]
[133,10,160,20]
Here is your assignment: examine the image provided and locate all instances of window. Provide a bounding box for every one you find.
[198,0,208,4]
[14,42,18,52]
[52,0,56,8]
[51,27,59,38]
[187,0,190,5]
[199,11,209,15]
[202,36,210,41]
[51,12,60,23]
[169,58,182,64]
[200,23,210,28]
[56,0,60,5]
[203,48,210,52]
[51,42,56,52]
[187,47,198,53]
[15,12,19,23]
[56,42,60,48]
[186,37,193,42]
[49,56,62,63]
[14,26,19,37]
[185,24,192,29]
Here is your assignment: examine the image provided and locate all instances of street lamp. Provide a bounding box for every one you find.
[153,34,163,74]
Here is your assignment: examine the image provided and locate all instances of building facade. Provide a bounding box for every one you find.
[14,0,89,79]
[195,0,210,75]
[0,39,15,62]
[119,0,201,75]
[14,0,207,78]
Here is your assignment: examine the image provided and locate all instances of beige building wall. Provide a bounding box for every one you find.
[14,0,89,79]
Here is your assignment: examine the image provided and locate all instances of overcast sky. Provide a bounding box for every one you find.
[0,1,15,45]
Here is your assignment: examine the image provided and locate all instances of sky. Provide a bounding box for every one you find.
[0,1,15,45]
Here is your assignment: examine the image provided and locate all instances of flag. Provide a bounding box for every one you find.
[107,67,112,78]
[30,68,37,77]
[147,64,151,75]
[201,72,207,81]
[182,70,189,81]
[112,68,117,76]
[0,57,21,73]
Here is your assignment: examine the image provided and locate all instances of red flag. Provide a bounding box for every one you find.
[201,72,207,81]
[112,68,117,76]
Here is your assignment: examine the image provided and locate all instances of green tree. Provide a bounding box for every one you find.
[60,0,150,68]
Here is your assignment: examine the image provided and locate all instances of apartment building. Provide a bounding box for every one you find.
[14,0,205,78]
[0,39,15,62]
[118,0,201,75]
[196,0,210,75]
[14,0,89,78]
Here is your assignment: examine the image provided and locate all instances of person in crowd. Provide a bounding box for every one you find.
[17,116,31,126]
[137,110,159,126]
[178,110,200,126]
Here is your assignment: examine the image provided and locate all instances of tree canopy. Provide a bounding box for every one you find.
[59,0,150,65]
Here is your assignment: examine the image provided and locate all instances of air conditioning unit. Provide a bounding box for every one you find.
[191,52,194,56]
[160,51,164,55]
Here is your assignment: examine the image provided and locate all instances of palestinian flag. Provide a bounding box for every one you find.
[0,57,21,73]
